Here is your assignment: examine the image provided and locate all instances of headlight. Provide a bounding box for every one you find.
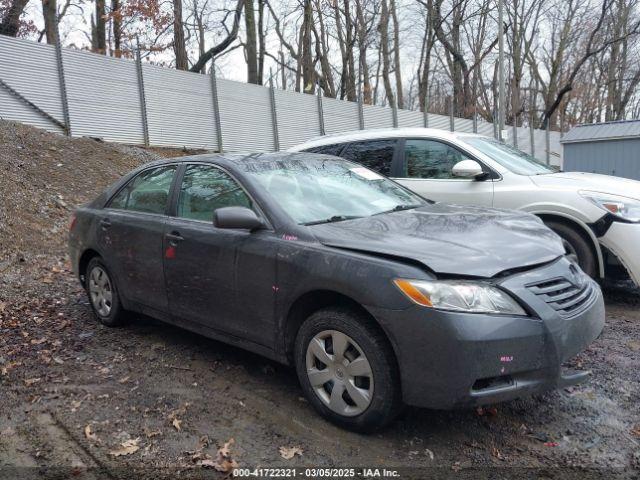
[394,279,527,316]
[580,191,640,222]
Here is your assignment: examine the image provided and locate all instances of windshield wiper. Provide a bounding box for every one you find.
[374,204,423,215]
[303,215,363,226]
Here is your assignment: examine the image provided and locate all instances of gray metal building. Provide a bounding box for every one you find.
[561,120,640,180]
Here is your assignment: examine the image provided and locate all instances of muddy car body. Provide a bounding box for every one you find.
[68,153,605,431]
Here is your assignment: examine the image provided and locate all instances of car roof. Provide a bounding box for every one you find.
[288,127,486,150]
[142,151,331,169]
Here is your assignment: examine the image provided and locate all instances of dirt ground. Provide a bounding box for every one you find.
[1,122,639,479]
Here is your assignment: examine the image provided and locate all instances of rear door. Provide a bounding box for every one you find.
[97,164,177,315]
[163,163,277,345]
[394,138,495,205]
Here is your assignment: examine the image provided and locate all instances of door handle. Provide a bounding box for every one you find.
[100,218,112,229]
[165,231,184,246]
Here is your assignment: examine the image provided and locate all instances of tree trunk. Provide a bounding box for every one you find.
[244,0,259,84]
[343,0,357,101]
[257,0,266,84]
[95,0,106,54]
[111,0,122,57]
[354,0,372,104]
[378,0,395,107]
[0,0,29,37]
[41,0,57,44]
[173,0,188,70]
[300,0,315,93]
[390,0,403,108]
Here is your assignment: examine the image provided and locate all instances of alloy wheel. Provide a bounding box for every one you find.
[88,266,113,317]
[305,330,374,417]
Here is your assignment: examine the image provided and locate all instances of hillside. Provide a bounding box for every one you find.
[0,121,200,260]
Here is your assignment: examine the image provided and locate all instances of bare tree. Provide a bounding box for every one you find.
[244,0,259,83]
[378,0,395,107]
[390,0,403,107]
[0,0,29,37]
[529,0,640,128]
[41,0,57,44]
[93,0,107,54]
[189,0,244,73]
[111,0,122,57]
[174,0,189,69]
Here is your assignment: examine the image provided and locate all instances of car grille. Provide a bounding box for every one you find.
[527,276,596,318]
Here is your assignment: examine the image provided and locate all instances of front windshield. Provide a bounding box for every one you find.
[242,157,426,225]
[464,137,555,175]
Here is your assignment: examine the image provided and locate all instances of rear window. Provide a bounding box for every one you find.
[108,165,176,214]
[340,140,396,176]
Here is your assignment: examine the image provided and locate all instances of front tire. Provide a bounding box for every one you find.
[294,307,402,432]
[545,220,597,278]
[85,257,128,327]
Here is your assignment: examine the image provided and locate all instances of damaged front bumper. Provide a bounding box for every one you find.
[369,257,605,410]
[599,221,640,286]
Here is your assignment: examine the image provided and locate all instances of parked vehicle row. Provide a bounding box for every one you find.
[69,144,608,430]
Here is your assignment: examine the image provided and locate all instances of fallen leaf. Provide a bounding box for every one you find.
[198,458,217,468]
[279,446,303,460]
[491,447,504,460]
[543,442,559,447]
[424,448,434,460]
[632,426,640,437]
[144,428,162,438]
[118,376,130,384]
[30,338,47,345]
[213,438,238,472]
[84,425,99,442]
[109,438,140,457]
[0,301,6,313]
[172,418,182,431]
[627,341,640,352]
[219,438,234,457]
[24,378,41,386]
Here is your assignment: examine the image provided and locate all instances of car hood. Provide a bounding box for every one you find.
[530,172,640,199]
[307,203,565,278]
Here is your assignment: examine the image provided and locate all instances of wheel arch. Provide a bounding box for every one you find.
[282,290,398,367]
[533,211,604,278]
[78,248,102,286]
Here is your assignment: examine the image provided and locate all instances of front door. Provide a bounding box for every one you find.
[163,163,276,346]
[393,138,495,206]
[97,164,177,314]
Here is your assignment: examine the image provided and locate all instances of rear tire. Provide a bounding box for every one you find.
[85,257,128,327]
[544,220,597,278]
[294,307,402,432]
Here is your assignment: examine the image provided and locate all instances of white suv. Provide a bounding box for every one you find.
[290,128,640,286]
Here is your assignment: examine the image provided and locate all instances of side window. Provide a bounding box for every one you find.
[340,140,396,176]
[177,164,252,221]
[109,165,176,214]
[403,139,474,179]
[305,144,346,156]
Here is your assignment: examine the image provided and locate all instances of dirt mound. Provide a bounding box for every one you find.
[0,121,200,260]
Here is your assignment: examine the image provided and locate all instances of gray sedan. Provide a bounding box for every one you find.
[68,153,605,431]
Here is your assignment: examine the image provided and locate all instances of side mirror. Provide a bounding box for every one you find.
[452,160,485,179]
[213,207,264,231]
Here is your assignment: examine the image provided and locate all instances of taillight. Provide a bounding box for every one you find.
[69,213,77,232]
